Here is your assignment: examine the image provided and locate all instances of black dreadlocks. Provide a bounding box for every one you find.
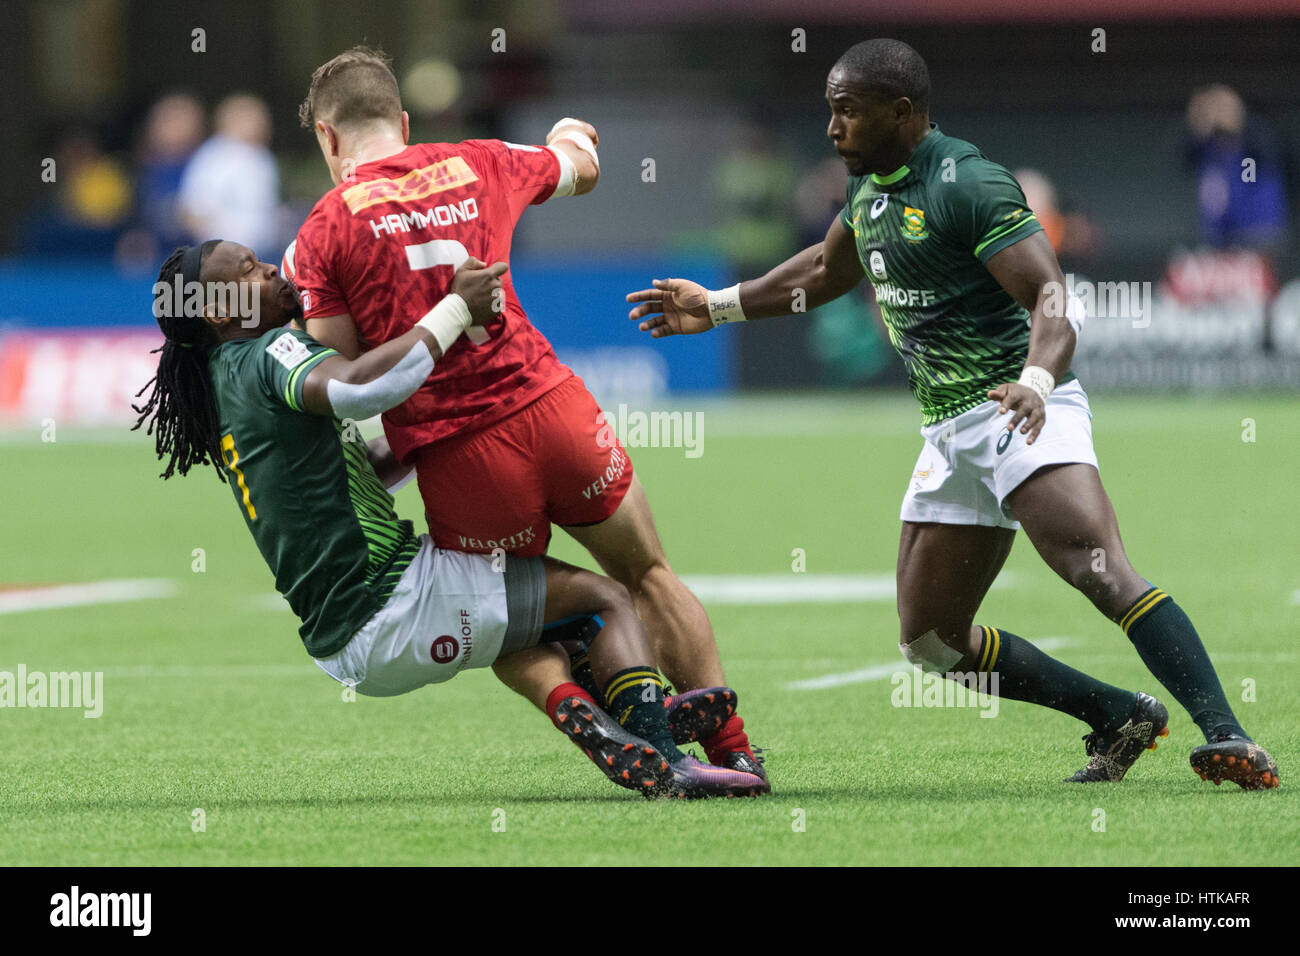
[131,241,226,481]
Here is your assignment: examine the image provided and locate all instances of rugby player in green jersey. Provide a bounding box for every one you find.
[132,238,767,798]
[628,39,1278,789]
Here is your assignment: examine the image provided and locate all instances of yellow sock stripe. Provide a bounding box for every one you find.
[604,671,661,703]
[569,652,589,670]
[604,669,660,696]
[1120,589,1169,634]
[617,705,634,726]
[985,628,1001,673]
[977,626,993,672]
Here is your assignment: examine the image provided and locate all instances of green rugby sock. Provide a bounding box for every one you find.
[1119,587,1244,742]
[603,667,687,764]
[976,626,1136,732]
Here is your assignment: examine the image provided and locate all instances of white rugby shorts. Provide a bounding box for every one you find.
[314,535,546,697]
[900,380,1099,529]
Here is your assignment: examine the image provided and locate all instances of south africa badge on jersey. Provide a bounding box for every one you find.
[902,206,929,242]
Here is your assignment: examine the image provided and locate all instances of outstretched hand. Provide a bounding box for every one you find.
[626,278,713,337]
[987,382,1046,444]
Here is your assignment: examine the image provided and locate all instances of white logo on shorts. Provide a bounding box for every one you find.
[431,635,459,663]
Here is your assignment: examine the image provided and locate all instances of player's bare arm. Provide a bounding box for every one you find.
[626,215,864,337]
[364,434,413,489]
[305,313,364,359]
[984,230,1075,444]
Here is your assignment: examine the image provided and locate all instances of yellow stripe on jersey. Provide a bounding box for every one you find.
[974,211,1039,258]
[284,349,337,411]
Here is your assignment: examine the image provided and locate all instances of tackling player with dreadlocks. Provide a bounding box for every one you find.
[131,239,767,799]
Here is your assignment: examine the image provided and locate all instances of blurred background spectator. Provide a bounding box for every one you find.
[115,92,206,270]
[1014,166,1101,271]
[21,125,131,257]
[177,93,281,261]
[1185,83,1291,255]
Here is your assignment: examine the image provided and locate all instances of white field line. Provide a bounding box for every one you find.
[680,572,1014,606]
[102,663,316,678]
[0,662,319,679]
[0,579,177,615]
[784,637,1078,692]
[1290,589,1300,605]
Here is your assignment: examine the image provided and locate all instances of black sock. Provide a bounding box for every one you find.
[976,626,1135,732]
[603,667,687,764]
[1120,587,1244,742]
[567,642,600,701]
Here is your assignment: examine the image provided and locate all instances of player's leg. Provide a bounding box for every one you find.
[491,642,571,711]
[900,399,1170,786]
[900,400,1146,739]
[1006,462,1279,788]
[530,375,759,776]
[561,474,763,773]
[896,521,1015,667]
[899,519,1162,782]
[562,472,722,688]
[526,555,765,797]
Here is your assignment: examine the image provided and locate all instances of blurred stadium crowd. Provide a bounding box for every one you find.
[3,0,1300,420]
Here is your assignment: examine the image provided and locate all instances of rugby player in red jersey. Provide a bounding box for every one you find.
[282,47,766,789]
[133,238,764,799]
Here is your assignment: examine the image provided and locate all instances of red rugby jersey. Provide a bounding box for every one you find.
[283,139,573,462]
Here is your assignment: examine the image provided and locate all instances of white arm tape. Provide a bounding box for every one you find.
[707,284,747,326]
[1065,293,1086,336]
[326,339,435,421]
[415,293,472,355]
[547,145,578,198]
[1018,365,1055,403]
[548,128,599,168]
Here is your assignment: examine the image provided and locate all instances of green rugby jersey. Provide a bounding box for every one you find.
[839,124,1073,424]
[208,327,420,657]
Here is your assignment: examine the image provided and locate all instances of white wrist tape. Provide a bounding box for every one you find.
[547,145,578,197]
[416,293,472,355]
[326,339,435,421]
[1065,293,1086,336]
[707,284,746,326]
[548,128,598,168]
[1018,365,1055,403]
[548,117,584,138]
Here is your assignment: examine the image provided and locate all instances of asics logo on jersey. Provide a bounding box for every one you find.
[871,195,889,219]
[341,156,480,214]
[996,428,1013,455]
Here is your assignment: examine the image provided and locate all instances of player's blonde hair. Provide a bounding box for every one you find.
[299,45,402,131]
